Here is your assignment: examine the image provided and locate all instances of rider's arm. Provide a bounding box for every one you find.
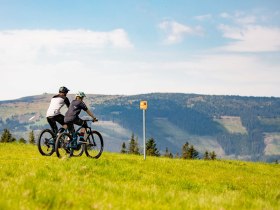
[86,109,95,120]
[65,97,70,108]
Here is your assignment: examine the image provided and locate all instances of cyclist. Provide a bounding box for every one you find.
[46,86,70,134]
[64,91,96,141]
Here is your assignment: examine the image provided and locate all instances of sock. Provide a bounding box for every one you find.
[79,132,84,139]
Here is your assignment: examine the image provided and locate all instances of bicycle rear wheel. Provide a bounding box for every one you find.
[37,129,55,156]
[85,131,104,159]
[55,132,71,158]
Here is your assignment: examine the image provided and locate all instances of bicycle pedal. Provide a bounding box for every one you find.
[78,140,87,144]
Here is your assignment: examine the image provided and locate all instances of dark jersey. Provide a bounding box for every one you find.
[64,99,88,123]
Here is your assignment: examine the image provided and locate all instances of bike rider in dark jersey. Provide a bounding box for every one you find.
[46,86,70,134]
[64,91,96,141]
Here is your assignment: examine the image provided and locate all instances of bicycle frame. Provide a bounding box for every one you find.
[67,120,96,150]
[55,119,103,158]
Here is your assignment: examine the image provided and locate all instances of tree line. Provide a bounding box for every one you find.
[0,128,217,160]
[120,133,217,160]
[93,94,280,161]
[0,128,35,144]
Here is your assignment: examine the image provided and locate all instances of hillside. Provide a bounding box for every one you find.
[0,93,280,161]
[0,143,279,210]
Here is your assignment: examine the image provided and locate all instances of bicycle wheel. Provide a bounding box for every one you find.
[37,129,55,156]
[71,139,84,157]
[85,131,104,159]
[55,132,71,158]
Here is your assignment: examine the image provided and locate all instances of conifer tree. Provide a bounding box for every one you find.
[146,138,160,156]
[210,151,217,160]
[182,142,199,159]
[121,142,127,154]
[164,147,169,157]
[0,129,15,143]
[204,150,210,160]
[182,142,190,159]
[128,133,140,155]
[18,137,27,144]
[189,145,199,159]
[164,147,173,158]
[128,133,135,154]
[169,152,173,158]
[134,136,140,155]
[29,130,35,144]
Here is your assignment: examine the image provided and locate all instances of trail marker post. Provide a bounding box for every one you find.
[140,101,148,160]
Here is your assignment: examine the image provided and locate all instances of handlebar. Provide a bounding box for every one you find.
[84,118,98,122]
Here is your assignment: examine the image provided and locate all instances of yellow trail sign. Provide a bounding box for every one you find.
[140,101,148,110]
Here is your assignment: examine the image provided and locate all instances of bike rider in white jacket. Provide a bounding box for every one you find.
[46,86,70,134]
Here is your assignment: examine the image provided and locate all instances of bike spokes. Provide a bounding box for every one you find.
[85,131,103,159]
[38,129,55,156]
[71,141,84,157]
[55,133,71,158]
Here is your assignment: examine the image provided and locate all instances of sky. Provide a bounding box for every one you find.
[0,0,280,100]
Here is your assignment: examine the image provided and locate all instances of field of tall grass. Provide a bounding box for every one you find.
[0,143,279,210]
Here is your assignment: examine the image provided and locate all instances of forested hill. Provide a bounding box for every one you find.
[0,93,280,161]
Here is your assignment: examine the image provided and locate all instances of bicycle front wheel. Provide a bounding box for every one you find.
[37,129,55,156]
[55,132,71,158]
[85,131,103,159]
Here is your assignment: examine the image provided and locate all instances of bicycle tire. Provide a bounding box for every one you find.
[37,129,55,156]
[85,131,104,159]
[71,138,84,157]
[55,132,71,158]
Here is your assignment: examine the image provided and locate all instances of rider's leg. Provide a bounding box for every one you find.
[67,123,75,134]
[54,114,66,133]
[74,118,87,141]
[62,124,68,130]
[47,117,58,134]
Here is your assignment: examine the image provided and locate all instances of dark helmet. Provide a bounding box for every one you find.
[59,86,70,93]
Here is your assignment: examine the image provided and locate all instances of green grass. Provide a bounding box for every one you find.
[0,143,279,210]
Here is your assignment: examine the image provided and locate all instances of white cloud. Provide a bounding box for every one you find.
[218,24,280,52]
[0,29,134,100]
[137,53,280,97]
[235,15,257,25]
[159,20,203,44]
[220,12,231,19]
[0,25,280,100]
[0,46,280,100]
[194,14,212,21]
[0,29,133,59]
[217,10,280,52]
[220,11,257,25]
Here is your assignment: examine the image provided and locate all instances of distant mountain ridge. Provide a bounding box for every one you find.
[0,93,280,162]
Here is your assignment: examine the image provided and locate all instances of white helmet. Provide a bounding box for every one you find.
[76,91,86,98]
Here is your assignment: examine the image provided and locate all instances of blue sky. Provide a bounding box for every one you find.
[0,0,280,100]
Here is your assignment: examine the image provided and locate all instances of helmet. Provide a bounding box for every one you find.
[59,86,70,93]
[76,91,86,98]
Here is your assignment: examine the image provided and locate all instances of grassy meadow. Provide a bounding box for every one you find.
[0,143,279,210]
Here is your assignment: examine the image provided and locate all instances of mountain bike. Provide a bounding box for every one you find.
[37,127,66,156]
[55,119,103,159]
